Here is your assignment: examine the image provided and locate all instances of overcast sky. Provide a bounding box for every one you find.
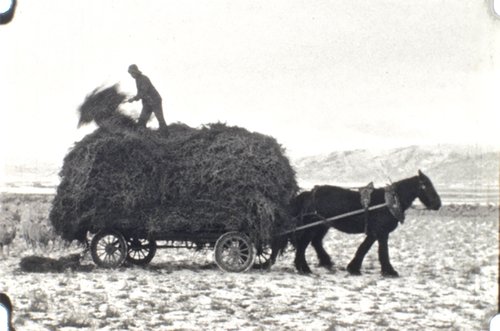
[1,0,499,167]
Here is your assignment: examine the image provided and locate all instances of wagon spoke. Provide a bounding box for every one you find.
[256,252,268,264]
[125,238,157,266]
[214,232,255,272]
[90,230,127,268]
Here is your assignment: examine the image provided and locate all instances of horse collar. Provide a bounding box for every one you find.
[384,184,405,224]
[359,182,374,208]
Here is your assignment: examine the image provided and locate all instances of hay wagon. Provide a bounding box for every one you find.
[87,192,386,272]
[89,221,273,273]
[50,123,297,273]
[50,87,298,272]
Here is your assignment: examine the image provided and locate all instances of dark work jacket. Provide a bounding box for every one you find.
[134,74,162,106]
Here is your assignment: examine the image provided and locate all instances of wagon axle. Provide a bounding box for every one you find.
[89,229,263,272]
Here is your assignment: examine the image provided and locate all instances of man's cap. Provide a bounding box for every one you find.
[128,64,141,74]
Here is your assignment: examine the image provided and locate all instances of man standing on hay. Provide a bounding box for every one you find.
[127,64,168,135]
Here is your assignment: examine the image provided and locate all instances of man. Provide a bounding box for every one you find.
[127,64,168,135]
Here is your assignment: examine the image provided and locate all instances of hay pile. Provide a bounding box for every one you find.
[50,119,298,244]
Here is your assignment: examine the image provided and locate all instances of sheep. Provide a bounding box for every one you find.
[0,218,16,257]
[26,222,56,250]
[19,205,57,252]
[0,205,19,257]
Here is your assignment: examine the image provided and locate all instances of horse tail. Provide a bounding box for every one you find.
[272,233,289,256]
[268,188,322,267]
[272,191,313,255]
[268,200,300,260]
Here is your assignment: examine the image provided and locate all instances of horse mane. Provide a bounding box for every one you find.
[393,175,420,210]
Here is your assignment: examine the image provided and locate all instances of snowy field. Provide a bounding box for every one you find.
[0,194,497,330]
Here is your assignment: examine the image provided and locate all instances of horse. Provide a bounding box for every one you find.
[274,170,441,277]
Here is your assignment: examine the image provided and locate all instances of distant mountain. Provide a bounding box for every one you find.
[292,144,499,189]
[1,162,60,193]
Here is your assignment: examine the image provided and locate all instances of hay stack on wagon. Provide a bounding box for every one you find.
[50,86,298,246]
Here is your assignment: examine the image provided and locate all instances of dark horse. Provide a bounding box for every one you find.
[276,170,441,276]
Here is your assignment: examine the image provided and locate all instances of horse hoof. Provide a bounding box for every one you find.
[347,267,361,275]
[382,270,399,278]
[319,263,334,270]
[297,268,313,275]
[346,265,361,275]
[327,267,337,274]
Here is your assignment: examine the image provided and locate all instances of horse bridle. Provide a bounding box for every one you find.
[411,177,432,210]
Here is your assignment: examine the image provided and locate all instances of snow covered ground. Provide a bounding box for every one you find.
[0,195,497,331]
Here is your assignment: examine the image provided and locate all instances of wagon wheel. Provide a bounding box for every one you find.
[90,229,128,268]
[214,232,255,272]
[253,244,274,269]
[126,238,157,265]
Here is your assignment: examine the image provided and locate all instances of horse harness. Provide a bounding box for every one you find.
[358,182,405,234]
[384,184,405,223]
[299,183,405,229]
[359,182,374,234]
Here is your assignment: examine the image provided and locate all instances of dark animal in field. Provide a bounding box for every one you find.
[19,254,92,273]
[0,218,16,257]
[274,170,441,276]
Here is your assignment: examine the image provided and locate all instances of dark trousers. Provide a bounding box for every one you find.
[138,102,168,131]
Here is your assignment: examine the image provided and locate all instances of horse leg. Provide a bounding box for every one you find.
[311,227,333,269]
[347,235,376,275]
[267,243,279,267]
[378,234,399,277]
[294,231,313,274]
[264,237,287,270]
